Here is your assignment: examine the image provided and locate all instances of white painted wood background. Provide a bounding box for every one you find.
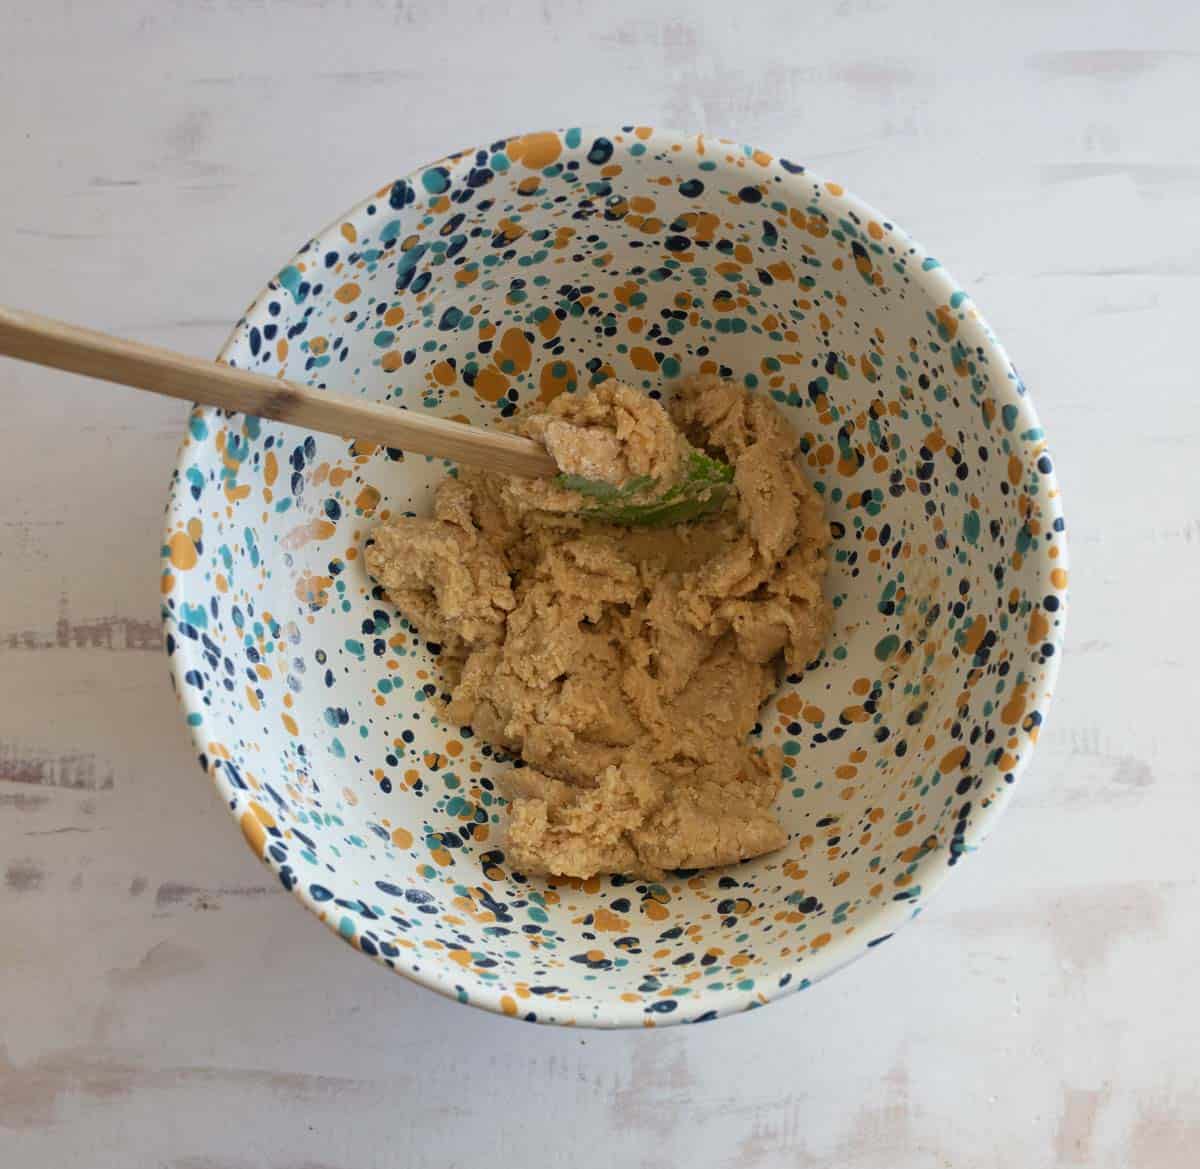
[2,2,1198,1166]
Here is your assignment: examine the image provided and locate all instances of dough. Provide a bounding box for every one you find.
[365,376,830,879]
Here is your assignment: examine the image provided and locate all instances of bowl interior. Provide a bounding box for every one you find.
[163,127,1066,1026]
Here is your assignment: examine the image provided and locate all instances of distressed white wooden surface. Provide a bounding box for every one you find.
[2,2,1198,1166]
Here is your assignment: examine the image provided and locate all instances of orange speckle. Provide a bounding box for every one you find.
[473,367,509,403]
[536,358,576,403]
[497,327,533,374]
[496,217,525,245]
[340,222,357,243]
[500,994,518,1016]
[384,306,405,326]
[593,907,629,932]
[432,360,457,386]
[1051,568,1068,589]
[777,693,802,717]
[281,713,299,735]
[355,485,381,515]
[335,282,361,304]
[1029,610,1050,645]
[507,131,562,169]
[962,615,988,654]
[295,572,333,610]
[1001,682,1028,726]
[940,746,968,773]
[240,809,266,856]
[167,531,198,571]
[381,351,403,373]
[282,519,336,551]
[630,346,658,372]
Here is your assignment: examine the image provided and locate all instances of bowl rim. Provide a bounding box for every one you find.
[162,125,1068,1027]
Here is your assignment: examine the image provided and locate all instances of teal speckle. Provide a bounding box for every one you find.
[963,510,981,545]
[278,265,306,304]
[875,634,901,661]
[421,167,450,194]
[180,603,207,630]
[189,415,209,441]
[338,916,356,940]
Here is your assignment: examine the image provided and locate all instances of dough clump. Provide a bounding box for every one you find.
[365,376,829,878]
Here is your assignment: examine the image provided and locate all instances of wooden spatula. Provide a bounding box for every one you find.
[0,306,557,478]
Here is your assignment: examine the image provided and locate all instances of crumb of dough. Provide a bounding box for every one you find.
[364,375,829,879]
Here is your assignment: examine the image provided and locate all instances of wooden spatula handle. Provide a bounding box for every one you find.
[0,306,558,478]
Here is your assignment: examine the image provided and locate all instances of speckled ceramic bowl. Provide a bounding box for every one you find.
[163,127,1066,1027]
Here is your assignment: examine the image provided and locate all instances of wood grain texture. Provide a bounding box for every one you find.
[2,2,1199,1167]
[0,309,558,478]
